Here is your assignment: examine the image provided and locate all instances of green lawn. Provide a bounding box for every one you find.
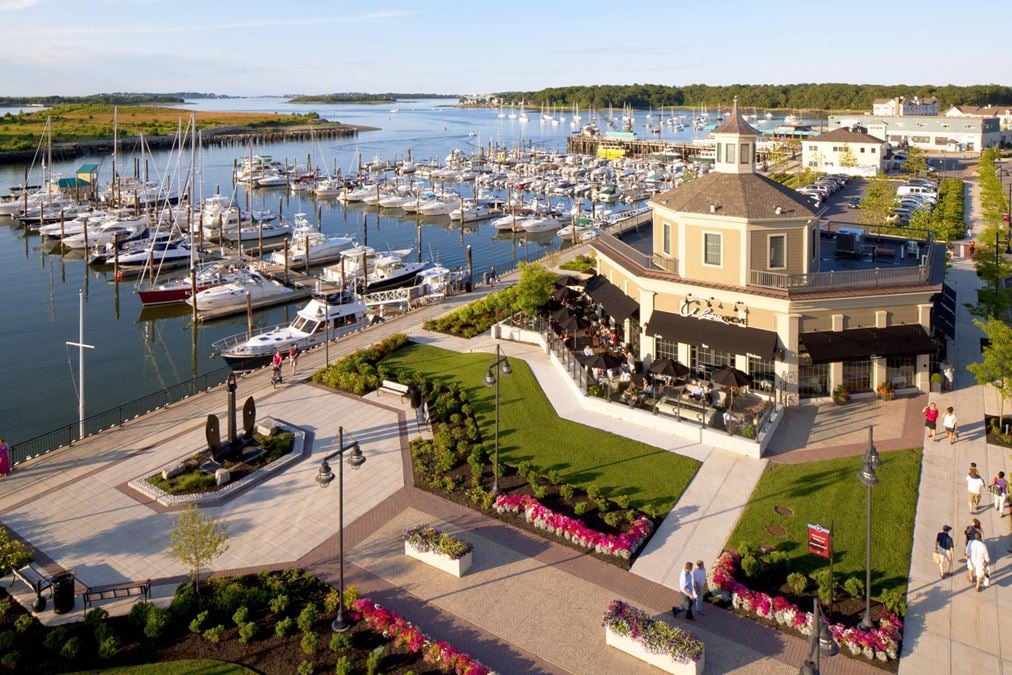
[382,343,701,513]
[72,660,255,674]
[726,448,923,594]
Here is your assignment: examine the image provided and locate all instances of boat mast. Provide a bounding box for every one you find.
[46,116,52,196]
[112,106,118,205]
[66,289,95,438]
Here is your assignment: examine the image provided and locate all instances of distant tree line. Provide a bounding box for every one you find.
[288,92,457,103]
[0,93,192,106]
[496,83,1012,111]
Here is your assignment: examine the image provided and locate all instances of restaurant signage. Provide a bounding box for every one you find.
[679,297,748,327]
[807,522,831,559]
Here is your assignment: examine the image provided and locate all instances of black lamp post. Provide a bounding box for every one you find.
[315,426,366,632]
[799,598,838,674]
[483,344,511,494]
[857,426,881,631]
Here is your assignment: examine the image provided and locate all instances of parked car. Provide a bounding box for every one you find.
[844,197,862,209]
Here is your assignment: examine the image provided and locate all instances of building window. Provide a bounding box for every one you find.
[842,359,873,394]
[809,161,818,167]
[870,148,876,153]
[808,145,817,151]
[740,143,750,164]
[662,222,671,255]
[811,227,816,259]
[691,345,733,380]
[725,143,734,163]
[886,356,916,388]
[799,363,829,398]
[935,136,950,146]
[704,233,722,266]
[748,355,776,391]
[911,135,930,143]
[716,143,722,163]
[860,147,866,153]
[769,235,786,269]
[656,338,679,362]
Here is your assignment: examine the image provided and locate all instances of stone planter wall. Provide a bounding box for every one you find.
[404,542,473,578]
[604,627,704,675]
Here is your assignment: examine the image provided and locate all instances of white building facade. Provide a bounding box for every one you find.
[872,97,939,117]
[802,127,886,176]
[829,114,1001,152]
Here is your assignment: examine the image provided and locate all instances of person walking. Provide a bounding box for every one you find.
[990,471,1008,515]
[965,537,991,591]
[288,344,299,376]
[692,560,707,615]
[943,406,958,444]
[941,358,955,392]
[0,438,10,477]
[966,465,986,513]
[922,402,940,440]
[934,525,954,578]
[672,561,696,621]
[271,349,283,387]
[962,517,982,562]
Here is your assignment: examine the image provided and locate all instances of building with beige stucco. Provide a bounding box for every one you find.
[588,102,945,404]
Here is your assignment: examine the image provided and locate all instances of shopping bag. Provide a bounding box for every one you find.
[932,551,942,565]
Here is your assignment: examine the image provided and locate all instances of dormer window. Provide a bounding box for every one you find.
[740,143,750,163]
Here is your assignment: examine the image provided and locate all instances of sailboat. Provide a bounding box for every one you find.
[508,103,518,120]
[497,102,506,118]
[518,101,529,123]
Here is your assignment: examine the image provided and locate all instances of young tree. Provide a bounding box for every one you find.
[838,143,858,169]
[968,317,1012,421]
[0,527,32,576]
[903,147,928,177]
[514,262,559,318]
[969,225,1012,319]
[860,173,895,226]
[169,505,229,591]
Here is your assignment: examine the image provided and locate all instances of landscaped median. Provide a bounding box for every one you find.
[601,600,704,674]
[714,448,922,667]
[312,337,700,567]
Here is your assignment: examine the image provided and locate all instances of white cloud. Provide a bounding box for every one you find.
[0,0,41,10]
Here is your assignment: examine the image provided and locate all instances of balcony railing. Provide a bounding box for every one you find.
[748,264,930,290]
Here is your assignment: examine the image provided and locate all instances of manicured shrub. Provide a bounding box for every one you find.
[330,632,353,652]
[84,607,109,624]
[275,616,293,637]
[238,621,256,644]
[335,655,353,675]
[366,646,384,675]
[573,500,589,515]
[515,460,533,478]
[594,498,609,513]
[97,630,120,659]
[602,511,622,528]
[559,484,575,500]
[269,593,289,615]
[815,570,838,605]
[13,614,34,633]
[323,589,342,614]
[787,572,808,595]
[297,603,318,633]
[768,550,789,570]
[128,601,154,630]
[233,605,249,626]
[843,577,865,600]
[586,485,601,500]
[532,484,548,500]
[189,610,209,634]
[59,636,81,660]
[144,607,170,639]
[202,624,225,644]
[297,659,314,675]
[613,494,631,510]
[880,588,907,617]
[43,626,67,653]
[301,630,319,656]
[740,555,763,579]
[0,630,15,652]
[546,469,562,485]
[0,651,19,670]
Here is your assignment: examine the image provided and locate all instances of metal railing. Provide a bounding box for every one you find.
[748,264,929,291]
[10,366,234,467]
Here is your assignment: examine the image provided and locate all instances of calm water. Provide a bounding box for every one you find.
[0,98,807,444]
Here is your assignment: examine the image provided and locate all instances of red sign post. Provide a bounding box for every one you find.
[807,522,832,559]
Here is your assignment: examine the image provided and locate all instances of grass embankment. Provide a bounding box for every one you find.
[381,343,701,513]
[727,448,922,595]
[0,104,335,151]
[73,659,255,674]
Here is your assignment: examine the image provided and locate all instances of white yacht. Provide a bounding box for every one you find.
[187,271,293,312]
[214,290,367,370]
[219,220,292,243]
[61,217,147,249]
[267,227,355,266]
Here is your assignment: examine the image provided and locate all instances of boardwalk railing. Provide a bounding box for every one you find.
[10,366,234,467]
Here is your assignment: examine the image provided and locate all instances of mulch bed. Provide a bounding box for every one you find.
[984,414,1012,448]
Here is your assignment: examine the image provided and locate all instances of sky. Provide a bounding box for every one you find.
[1,0,1010,96]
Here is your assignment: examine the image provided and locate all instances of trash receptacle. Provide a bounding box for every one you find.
[464,281,473,293]
[409,385,422,409]
[52,572,75,614]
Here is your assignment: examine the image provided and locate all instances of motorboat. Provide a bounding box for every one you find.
[449,202,492,222]
[360,256,433,292]
[61,217,147,249]
[314,178,343,198]
[417,197,457,216]
[136,262,246,306]
[266,228,355,266]
[116,239,194,269]
[520,215,562,233]
[213,290,367,370]
[186,271,293,312]
[378,193,414,209]
[219,220,292,243]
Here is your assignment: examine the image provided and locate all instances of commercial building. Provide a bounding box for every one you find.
[590,103,945,403]
[828,114,1001,152]
[802,127,886,176]
[872,96,939,117]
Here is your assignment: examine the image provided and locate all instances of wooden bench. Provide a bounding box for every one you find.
[378,380,410,401]
[12,564,52,610]
[82,579,151,608]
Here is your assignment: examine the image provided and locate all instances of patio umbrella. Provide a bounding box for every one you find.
[711,366,753,411]
[648,358,690,379]
[552,285,580,302]
[555,275,582,288]
[551,307,574,323]
[579,351,623,371]
[557,313,590,334]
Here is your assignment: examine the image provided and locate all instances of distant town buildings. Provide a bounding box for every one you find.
[872,96,939,117]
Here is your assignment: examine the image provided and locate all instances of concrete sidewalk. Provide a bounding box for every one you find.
[899,181,1012,674]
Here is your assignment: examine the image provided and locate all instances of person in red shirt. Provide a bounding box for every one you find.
[923,402,940,440]
[271,350,283,385]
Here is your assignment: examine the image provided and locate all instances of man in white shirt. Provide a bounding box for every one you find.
[672,561,696,621]
[966,465,986,513]
[966,538,990,591]
[692,560,707,614]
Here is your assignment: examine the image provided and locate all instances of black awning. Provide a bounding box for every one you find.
[799,324,935,364]
[645,310,779,361]
[584,275,639,322]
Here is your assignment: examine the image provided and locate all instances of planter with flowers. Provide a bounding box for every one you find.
[601,600,704,674]
[710,551,903,663]
[876,382,895,401]
[403,525,473,577]
[832,384,850,405]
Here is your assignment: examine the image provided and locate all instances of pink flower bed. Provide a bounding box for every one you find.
[493,493,653,560]
[353,597,495,674]
[711,551,903,661]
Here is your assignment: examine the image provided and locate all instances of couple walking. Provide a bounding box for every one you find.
[672,560,707,621]
[922,403,958,443]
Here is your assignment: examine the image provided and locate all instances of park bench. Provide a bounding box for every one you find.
[82,579,151,608]
[11,564,52,610]
[378,380,410,401]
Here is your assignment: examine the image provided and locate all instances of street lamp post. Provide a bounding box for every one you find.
[856,426,881,631]
[799,598,838,674]
[483,344,511,494]
[315,426,366,632]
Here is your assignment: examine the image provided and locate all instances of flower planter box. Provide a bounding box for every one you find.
[404,541,472,577]
[605,626,704,674]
